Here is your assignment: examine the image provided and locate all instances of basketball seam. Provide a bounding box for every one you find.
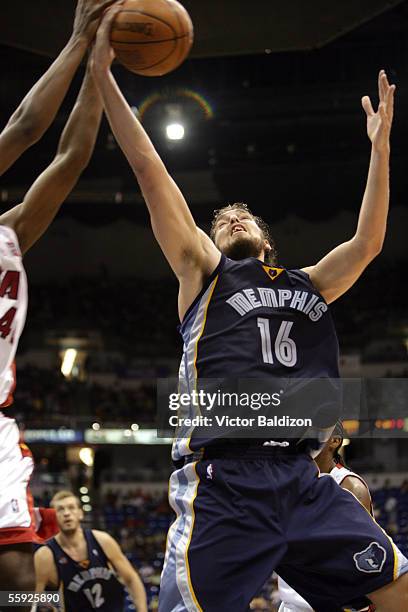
[112,33,190,45]
[114,6,191,73]
[119,38,178,72]
[115,9,177,36]
[168,1,186,69]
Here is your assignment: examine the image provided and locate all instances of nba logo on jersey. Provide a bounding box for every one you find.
[11,498,19,513]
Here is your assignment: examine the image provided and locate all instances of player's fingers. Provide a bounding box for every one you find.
[378,70,388,102]
[97,2,122,36]
[361,95,374,117]
[386,84,396,121]
[378,70,384,101]
[91,0,123,21]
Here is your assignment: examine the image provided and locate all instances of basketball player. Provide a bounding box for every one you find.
[277,422,388,612]
[92,10,407,612]
[34,490,148,612]
[0,5,127,599]
[0,0,122,599]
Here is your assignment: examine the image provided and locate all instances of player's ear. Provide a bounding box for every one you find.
[329,436,341,452]
[263,239,271,253]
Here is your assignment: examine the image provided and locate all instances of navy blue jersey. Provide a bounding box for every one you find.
[47,529,125,611]
[173,255,340,458]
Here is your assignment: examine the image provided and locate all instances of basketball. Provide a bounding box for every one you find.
[110,0,194,77]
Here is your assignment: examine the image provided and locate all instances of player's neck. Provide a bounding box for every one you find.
[57,526,85,551]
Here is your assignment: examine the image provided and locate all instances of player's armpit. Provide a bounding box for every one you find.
[92,530,148,611]
[0,153,87,255]
[341,476,372,514]
[302,236,377,304]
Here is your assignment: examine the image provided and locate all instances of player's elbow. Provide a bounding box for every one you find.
[364,239,383,261]
[11,116,42,148]
[57,147,92,175]
[355,235,383,262]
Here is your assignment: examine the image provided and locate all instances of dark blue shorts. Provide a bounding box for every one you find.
[159,445,407,612]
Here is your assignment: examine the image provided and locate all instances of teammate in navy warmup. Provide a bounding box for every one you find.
[91,8,407,612]
[34,491,147,612]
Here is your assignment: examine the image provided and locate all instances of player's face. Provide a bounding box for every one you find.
[54,497,84,534]
[213,209,270,261]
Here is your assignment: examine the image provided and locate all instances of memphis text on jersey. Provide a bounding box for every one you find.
[226,286,327,321]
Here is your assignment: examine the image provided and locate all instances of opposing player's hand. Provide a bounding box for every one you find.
[73,0,123,44]
[361,70,396,153]
[91,4,121,74]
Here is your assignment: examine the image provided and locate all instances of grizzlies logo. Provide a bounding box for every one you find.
[353,542,387,574]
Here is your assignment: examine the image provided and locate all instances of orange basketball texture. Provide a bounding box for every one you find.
[110,0,194,76]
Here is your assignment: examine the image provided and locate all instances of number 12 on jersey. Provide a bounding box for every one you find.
[257,318,297,367]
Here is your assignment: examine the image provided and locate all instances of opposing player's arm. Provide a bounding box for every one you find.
[302,71,395,304]
[341,476,372,514]
[34,545,59,592]
[0,0,119,176]
[93,530,148,612]
[91,9,220,283]
[0,61,104,255]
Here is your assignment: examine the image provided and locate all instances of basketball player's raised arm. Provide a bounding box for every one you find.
[0,60,105,254]
[91,9,220,284]
[93,530,148,612]
[303,70,395,304]
[0,0,121,176]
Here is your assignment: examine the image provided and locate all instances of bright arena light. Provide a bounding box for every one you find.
[83,504,92,512]
[79,447,94,467]
[81,495,90,503]
[131,423,139,431]
[92,422,100,431]
[166,123,185,140]
[61,348,77,377]
[79,487,88,494]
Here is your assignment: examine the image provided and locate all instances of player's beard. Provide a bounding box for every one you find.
[222,233,264,261]
[60,523,79,537]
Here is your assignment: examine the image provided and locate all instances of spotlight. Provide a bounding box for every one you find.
[61,349,77,377]
[79,487,88,495]
[166,123,185,141]
[79,447,94,467]
[92,423,100,431]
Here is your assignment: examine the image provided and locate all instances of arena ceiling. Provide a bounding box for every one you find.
[0,0,407,224]
[0,0,405,58]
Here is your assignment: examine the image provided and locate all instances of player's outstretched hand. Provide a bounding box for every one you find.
[361,69,396,153]
[73,0,123,44]
[91,4,122,74]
